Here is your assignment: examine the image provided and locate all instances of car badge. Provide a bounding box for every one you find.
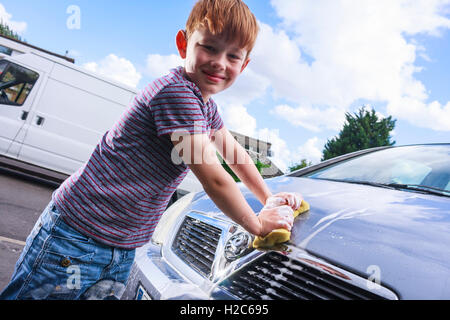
[224,232,252,261]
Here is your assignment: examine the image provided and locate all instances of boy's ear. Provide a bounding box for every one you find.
[240,58,250,73]
[176,30,187,59]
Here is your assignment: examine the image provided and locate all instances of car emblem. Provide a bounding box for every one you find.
[224,232,252,261]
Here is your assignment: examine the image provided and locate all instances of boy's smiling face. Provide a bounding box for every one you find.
[176,26,250,102]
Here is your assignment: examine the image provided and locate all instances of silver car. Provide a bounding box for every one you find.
[122,144,450,300]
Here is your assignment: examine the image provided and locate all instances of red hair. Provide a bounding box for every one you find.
[186,0,259,55]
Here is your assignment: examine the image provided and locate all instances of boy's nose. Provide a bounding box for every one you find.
[210,54,226,70]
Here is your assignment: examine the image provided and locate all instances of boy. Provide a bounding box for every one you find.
[0,0,302,300]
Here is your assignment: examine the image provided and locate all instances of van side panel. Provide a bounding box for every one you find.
[18,62,136,174]
[36,78,128,142]
[50,63,135,106]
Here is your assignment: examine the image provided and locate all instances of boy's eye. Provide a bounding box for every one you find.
[228,54,241,60]
[201,45,216,52]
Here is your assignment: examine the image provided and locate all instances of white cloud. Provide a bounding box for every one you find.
[146,54,184,78]
[250,23,311,105]
[387,97,450,131]
[245,0,450,131]
[220,104,257,137]
[218,104,295,172]
[295,137,324,165]
[0,4,27,34]
[272,104,346,132]
[215,67,270,105]
[267,136,323,172]
[82,54,141,88]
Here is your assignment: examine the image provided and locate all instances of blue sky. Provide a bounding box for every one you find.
[2,0,450,172]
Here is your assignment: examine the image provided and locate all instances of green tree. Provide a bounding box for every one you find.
[254,159,271,175]
[322,107,396,161]
[0,20,23,42]
[288,159,312,172]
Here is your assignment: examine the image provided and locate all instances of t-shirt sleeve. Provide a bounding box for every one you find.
[208,99,225,131]
[149,84,209,137]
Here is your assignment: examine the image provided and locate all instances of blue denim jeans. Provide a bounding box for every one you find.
[0,201,135,300]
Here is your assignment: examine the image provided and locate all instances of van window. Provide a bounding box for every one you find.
[0,45,13,56]
[0,61,39,106]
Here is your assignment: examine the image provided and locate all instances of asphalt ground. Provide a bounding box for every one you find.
[0,169,57,292]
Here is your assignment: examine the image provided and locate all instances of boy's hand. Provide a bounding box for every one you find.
[257,205,294,237]
[265,192,303,211]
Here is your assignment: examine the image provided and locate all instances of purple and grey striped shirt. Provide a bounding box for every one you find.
[53,67,224,249]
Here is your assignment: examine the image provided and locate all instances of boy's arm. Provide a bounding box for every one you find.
[211,127,272,205]
[171,133,291,236]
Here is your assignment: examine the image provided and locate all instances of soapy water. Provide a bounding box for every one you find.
[299,208,372,248]
[240,259,309,299]
[278,267,293,276]
[281,259,303,272]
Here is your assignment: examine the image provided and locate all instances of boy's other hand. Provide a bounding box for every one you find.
[257,205,294,237]
[265,192,303,211]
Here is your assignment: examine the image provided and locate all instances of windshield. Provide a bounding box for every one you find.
[305,145,450,192]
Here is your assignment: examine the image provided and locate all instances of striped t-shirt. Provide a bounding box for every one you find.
[53,66,224,249]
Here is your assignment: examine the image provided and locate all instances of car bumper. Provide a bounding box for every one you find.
[121,241,210,300]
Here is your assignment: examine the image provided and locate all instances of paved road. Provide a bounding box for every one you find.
[0,169,57,292]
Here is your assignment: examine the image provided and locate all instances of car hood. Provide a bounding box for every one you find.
[189,176,450,299]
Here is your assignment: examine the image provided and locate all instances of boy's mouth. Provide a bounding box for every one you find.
[203,70,225,83]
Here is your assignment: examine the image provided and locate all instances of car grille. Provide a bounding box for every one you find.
[218,252,390,300]
[172,216,222,277]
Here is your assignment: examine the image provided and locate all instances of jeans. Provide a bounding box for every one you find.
[0,201,135,300]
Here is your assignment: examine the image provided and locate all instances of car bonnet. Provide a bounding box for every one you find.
[189,176,450,299]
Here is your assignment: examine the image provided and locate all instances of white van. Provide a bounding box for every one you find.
[0,52,202,198]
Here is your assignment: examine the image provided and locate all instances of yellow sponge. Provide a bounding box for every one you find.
[252,200,310,249]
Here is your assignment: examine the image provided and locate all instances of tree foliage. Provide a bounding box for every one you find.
[322,107,396,161]
[0,20,24,42]
[288,159,312,172]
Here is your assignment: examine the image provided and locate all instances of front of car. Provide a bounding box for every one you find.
[122,144,450,300]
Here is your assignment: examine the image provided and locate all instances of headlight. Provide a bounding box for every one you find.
[151,192,197,245]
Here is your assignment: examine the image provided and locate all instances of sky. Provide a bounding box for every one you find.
[2,0,450,173]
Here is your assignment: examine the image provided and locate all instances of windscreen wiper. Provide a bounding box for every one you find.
[384,183,450,198]
[315,178,450,197]
[315,178,399,190]
[348,180,450,197]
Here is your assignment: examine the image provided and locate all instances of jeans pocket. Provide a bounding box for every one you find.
[18,241,96,300]
[42,235,95,270]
